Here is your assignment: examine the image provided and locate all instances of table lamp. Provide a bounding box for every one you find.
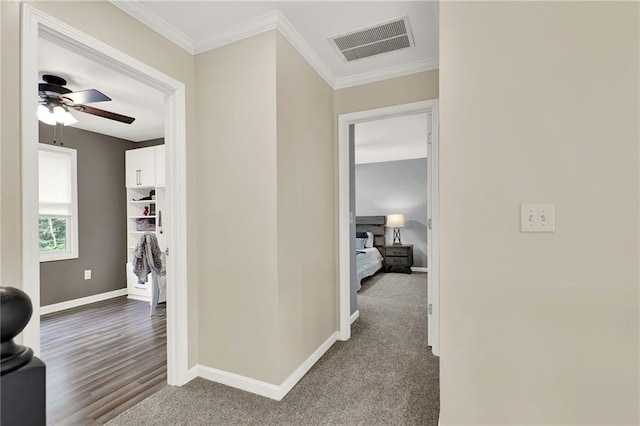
[386,214,406,245]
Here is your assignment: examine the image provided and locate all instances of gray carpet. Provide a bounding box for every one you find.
[108,272,439,425]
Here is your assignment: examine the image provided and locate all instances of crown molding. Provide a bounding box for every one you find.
[192,10,335,88]
[273,11,336,89]
[110,1,438,90]
[333,56,439,90]
[193,10,278,54]
[110,0,195,54]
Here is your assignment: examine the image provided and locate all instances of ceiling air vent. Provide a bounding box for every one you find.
[330,17,414,62]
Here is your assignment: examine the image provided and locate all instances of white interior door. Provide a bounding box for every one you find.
[426,113,434,347]
[426,108,440,356]
[155,186,167,303]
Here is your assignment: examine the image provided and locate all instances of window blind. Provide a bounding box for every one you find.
[38,147,75,217]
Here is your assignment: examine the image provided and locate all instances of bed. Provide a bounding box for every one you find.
[355,216,385,290]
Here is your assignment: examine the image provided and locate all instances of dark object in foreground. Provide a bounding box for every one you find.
[0,286,46,426]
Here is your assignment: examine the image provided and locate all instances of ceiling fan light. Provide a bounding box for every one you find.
[37,104,56,126]
[63,111,78,126]
[53,105,67,123]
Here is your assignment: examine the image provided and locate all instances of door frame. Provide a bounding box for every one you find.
[20,4,191,385]
[337,99,440,356]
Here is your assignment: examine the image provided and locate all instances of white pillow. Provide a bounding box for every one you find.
[355,238,367,250]
[365,232,374,248]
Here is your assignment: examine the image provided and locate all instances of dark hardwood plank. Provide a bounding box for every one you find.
[40,296,166,425]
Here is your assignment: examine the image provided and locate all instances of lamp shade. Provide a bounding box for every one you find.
[37,104,78,127]
[386,214,406,228]
[37,104,56,126]
[62,111,78,126]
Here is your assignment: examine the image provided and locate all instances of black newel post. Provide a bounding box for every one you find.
[0,286,46,426]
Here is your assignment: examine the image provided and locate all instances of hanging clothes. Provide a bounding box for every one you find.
[132,232,163,284]
[132,233,166,316]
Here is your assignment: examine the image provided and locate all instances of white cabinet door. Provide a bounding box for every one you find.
[155,145,166,187]
[126,147,156,188]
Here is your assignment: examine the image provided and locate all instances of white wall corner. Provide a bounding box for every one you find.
[350,310,360,324]
[194,331,339,401]
[109,1,194,54]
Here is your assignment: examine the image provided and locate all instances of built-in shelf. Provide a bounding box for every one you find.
[126,145,165,304]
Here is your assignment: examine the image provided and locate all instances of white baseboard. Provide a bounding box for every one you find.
[193,331,339,401]
[411,267,429,273]
[350,310,360,324]
[194,364,282,399]
[187,365,199,382]
[278,331,338,399]
[40,288,127,315]
[127,294,150,302]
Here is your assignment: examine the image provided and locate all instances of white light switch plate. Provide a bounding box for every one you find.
[521,204,555,232]
[84,270,92,280]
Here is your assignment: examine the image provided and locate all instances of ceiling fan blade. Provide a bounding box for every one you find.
[73,105,135,124]
[62,89,111,104]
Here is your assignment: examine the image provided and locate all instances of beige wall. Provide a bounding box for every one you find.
[275,33,335,382]
[440,2,639,424]
[195,31,280,384]
[0,0,199,366]
[194,31,338,385]
[0,0,4,282]
[1,0,21,288]
[334,69,438,116]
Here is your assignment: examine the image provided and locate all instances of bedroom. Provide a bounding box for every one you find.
[353,112,429,288]
[349,110,438,413]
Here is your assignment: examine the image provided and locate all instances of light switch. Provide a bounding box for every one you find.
[84,270,92,280]
[521,204,555,232]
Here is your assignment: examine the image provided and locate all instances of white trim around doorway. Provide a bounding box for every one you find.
[337,100,440,357]
[21,4,191,386]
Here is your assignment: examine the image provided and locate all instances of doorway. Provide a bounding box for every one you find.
[20,4,190,385]
[337,100,440,356]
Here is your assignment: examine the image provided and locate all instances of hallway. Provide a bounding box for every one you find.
[108,272,439,424]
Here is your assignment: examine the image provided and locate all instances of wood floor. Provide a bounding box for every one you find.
[40,296,167,425]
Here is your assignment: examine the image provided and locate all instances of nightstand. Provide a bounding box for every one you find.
[382,244,414,274]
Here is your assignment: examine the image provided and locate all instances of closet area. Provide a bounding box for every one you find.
[125,145,167,306]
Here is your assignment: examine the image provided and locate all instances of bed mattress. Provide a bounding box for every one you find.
[356,247,383,290]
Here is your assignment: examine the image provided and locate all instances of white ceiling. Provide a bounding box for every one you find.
[355,113,428,164]
[113,1,439,88]
[38,38,165,142]
[37,2,438,142]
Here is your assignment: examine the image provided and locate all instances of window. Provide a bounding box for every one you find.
[39,144,78,262]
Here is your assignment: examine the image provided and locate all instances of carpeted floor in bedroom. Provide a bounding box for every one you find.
[107,272,439,425]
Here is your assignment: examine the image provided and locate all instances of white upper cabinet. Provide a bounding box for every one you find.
[155,145,166,187]
[126,146,156,188]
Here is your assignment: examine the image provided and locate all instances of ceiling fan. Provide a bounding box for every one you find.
[37,74,135,126]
